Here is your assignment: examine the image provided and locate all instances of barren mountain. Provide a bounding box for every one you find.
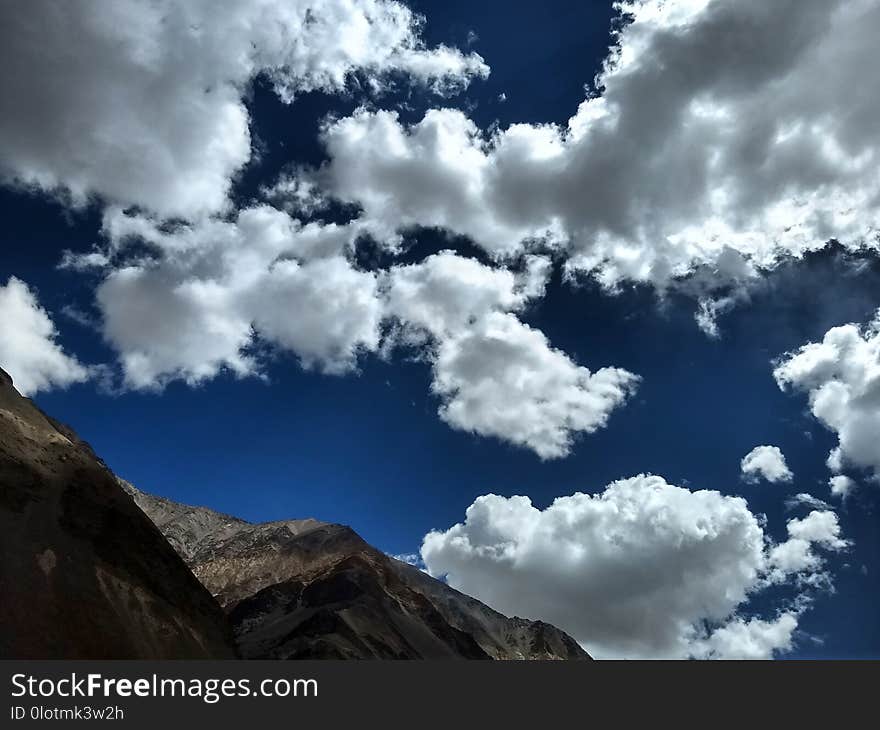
[0,361,585,661]
[125,482,590,660]
[390,559,588,660]
[0,368,235,659]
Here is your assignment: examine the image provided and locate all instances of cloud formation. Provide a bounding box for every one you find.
[0,0,487,219]
[429,313,637,459]
[421,474,846,658]
[316,0,880,300]
[766,510,848,585]
[740,445,793,484]
[690,614,798,660]
[82,223,638,456]
[11,0,879,465]
[88,207,379,389]
[384,252,638,458]
[0,278,90,395]
[785,493,831,512]
[2,0,640,458]
[774,309,880,480]
[829,475,857,500]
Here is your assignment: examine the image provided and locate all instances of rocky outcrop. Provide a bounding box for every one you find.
[125,483,590,660]
[0,369,236,659]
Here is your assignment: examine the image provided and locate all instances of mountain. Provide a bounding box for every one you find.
[0,368,236,659]
[124,483,590,660]
[389,559,589,660]
[0,363,587,661]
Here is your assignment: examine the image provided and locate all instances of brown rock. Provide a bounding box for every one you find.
[0,368,236,659]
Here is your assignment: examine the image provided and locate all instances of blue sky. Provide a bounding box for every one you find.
[2,0,879,658]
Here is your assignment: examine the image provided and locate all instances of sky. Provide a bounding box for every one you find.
[1,0,879,659]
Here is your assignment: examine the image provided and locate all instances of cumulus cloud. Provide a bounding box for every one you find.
[767,510,848,584]
[4,0,643,459]
[91,207,380,388]
[76,215,638,455]
[384,252,639,458]
[787,511,848,549]
[18,0,877,464]
[691,614,798,660]
[740,445,793,484]
[774,309,880,480]
[315,0,880,303]
[384,251,549,338]
[248,257,382,375]
[317,108,568,256]
[421,474,847,659]
[430,313,638,459]
[0,0,487,218]
[0,277,90,395]
[829,475,857,500]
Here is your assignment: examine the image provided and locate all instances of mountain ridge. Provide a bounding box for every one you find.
[0,363,588,661]
[124,482,590,660]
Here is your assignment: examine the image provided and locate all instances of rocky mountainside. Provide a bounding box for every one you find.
[0,368,236,659]
[125,483,590,660]
[389,559,588,660]
[0,362,586,661]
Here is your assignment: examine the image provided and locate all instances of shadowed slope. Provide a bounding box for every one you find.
[126,483,591,660]
[0,368,236,659]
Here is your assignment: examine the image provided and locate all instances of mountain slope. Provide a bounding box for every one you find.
[0,368,236,659]
[125,483,590,660]
[390,559,587,660]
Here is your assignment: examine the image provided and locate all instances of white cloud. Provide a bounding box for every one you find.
[390,552,425,570]
[0,0,487,219]
[422,474,846,659]
[786,510,848,549]
[767,510,848,584]
[694,295,738,339]
[97,265,255,390]
[0,277,90,395]
[829,475,857,500]
[315,0,880,303]
[785,493,831,512]
[81,220,639,455]
[692,614,798,660]
[740,445,793,484]
[317,108,568,257]
[774,309,880,480]
[430,313,638,459]
[384,253,639,458]
[384,251,548,338]
[246,256,381,375]
[92,207,380,388]
[15,0,876,467]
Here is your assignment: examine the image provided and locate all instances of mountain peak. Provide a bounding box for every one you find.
[0,367,587,661]
[126,483,590,660]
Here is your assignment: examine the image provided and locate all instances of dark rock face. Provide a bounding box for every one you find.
[125,484,591,660]
[228,551,489,659]
[0,369,236,659]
